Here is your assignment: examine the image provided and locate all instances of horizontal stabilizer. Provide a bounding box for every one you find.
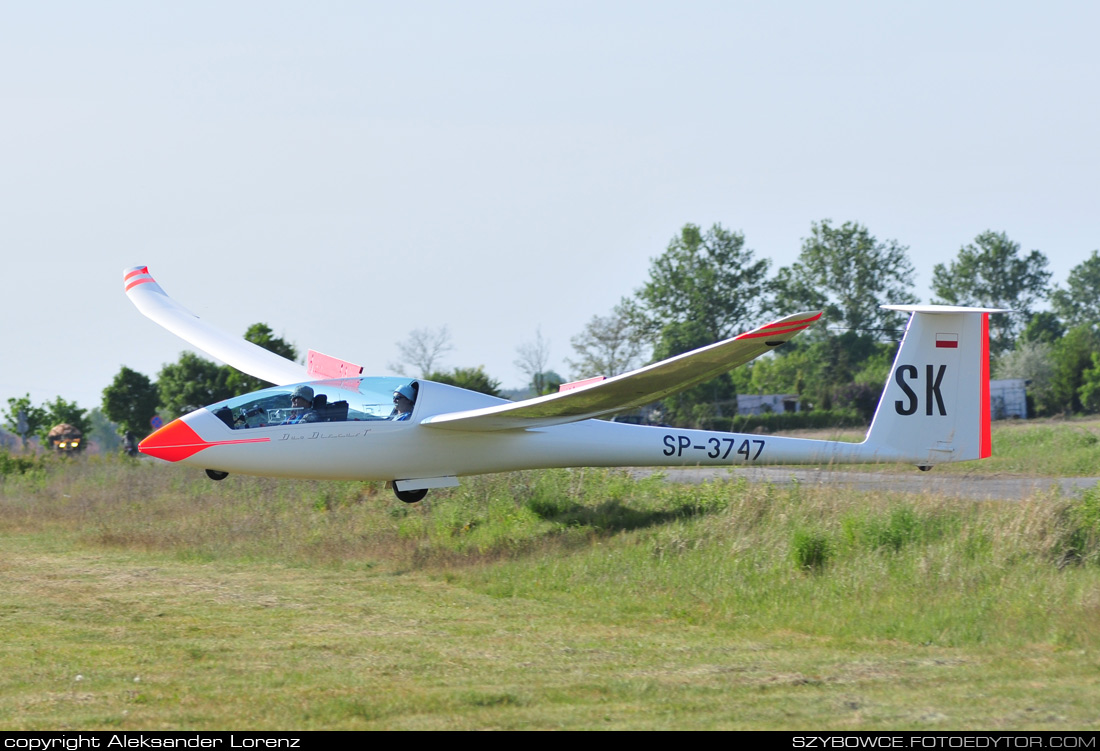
[124,266,309,386]
[421,310,822,431]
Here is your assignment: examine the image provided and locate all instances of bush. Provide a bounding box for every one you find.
[1063,483,1100,566]
[791,529,833,572]
[0,451,44,478]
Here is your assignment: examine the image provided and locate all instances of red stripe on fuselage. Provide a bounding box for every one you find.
[139,418,269,462]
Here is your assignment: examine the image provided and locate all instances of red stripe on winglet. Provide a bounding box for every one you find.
[735,323,812,340]
[979,313,992,459]
[125,277,156,292]
[759,312,823,330]
[123,267,150,282]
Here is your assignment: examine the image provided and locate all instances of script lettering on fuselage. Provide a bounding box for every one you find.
[893,364,947,416]
[278,429,372,441]
[662,434,765,461]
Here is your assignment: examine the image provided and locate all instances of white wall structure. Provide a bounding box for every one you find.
[990,379,1028,420]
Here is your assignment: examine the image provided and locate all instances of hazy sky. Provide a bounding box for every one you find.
[3,1,1098,416]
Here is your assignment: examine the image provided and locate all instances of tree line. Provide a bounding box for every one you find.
[571,221,1099,427]
[5,220,1100,446]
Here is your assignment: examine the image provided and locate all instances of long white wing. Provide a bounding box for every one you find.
[124,266,309,386]
[421,311,822,431]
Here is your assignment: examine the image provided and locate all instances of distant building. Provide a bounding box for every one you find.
[990,379,1028,420]
[736,394,800,416]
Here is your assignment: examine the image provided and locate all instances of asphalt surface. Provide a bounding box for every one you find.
[636,466,1100,501]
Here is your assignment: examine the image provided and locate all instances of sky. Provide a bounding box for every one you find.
[2,1,1098,416]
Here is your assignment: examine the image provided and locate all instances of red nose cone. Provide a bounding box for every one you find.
[139,419,211,462]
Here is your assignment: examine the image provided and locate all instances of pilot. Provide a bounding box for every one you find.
[284,385,321,424]
[390,383,417,421]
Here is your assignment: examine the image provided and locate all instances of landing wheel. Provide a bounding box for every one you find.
[917,465,932,472]
[205,469,229,481]
[394,487,428,504]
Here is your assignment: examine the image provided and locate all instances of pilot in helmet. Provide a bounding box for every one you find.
[391,383,417,421]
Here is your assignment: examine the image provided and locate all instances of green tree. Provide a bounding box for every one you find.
[3,395,91,447]
[158,352,234,418]
[226,323,300,395]
[87,408,121,452]
[931,231,1052,354]
[1019,311,1066,345]
[1050,250,1100,330]
[774,220,917,334]
[768,220,913,417]
[1048,325,1100,415]
[652,318,735,425]
[994,340,1056,416]
[535,370,564,396]
[631,223,772,426]
[426,366,503,397]
[1078,352,1100,414]
[804,333,888,413]
[635,223,771,343]
[102,366,162,439]
[2,394,49,447]
[746,348,813,398]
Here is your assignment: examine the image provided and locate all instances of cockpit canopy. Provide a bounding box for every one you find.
[205,377,417,429]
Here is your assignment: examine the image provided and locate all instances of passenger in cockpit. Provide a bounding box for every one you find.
[390,383,417,421]
[284,385,321,424]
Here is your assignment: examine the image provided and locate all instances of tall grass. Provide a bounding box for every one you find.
[979,421,1100,476]
[7,448,1100,729]
[4,452,1100,653]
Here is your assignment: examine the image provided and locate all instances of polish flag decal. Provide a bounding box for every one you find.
[936,333,959,349]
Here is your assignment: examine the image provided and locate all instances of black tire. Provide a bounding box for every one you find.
[393,487,428,504]
[205,469,229,481]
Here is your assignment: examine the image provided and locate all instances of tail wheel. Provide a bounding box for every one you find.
[394,487,428,504]
[205,469,229,481]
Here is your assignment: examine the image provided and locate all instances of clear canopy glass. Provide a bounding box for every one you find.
[205,377,416,429]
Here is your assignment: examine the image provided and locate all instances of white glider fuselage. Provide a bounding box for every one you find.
[155,387,883,484]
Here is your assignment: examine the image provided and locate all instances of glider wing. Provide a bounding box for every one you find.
[421,311,822,431]
[124,266,309,386]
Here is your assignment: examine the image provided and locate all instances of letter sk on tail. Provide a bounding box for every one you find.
[862,305,1009,468]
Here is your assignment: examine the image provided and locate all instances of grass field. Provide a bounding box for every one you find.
[2,419,1100,730]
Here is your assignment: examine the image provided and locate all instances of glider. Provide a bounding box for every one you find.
[125,265,1005,503]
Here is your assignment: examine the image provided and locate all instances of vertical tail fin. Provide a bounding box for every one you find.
[863,305,1008,466]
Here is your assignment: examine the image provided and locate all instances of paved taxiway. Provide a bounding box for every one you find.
[638,466,1100,501]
